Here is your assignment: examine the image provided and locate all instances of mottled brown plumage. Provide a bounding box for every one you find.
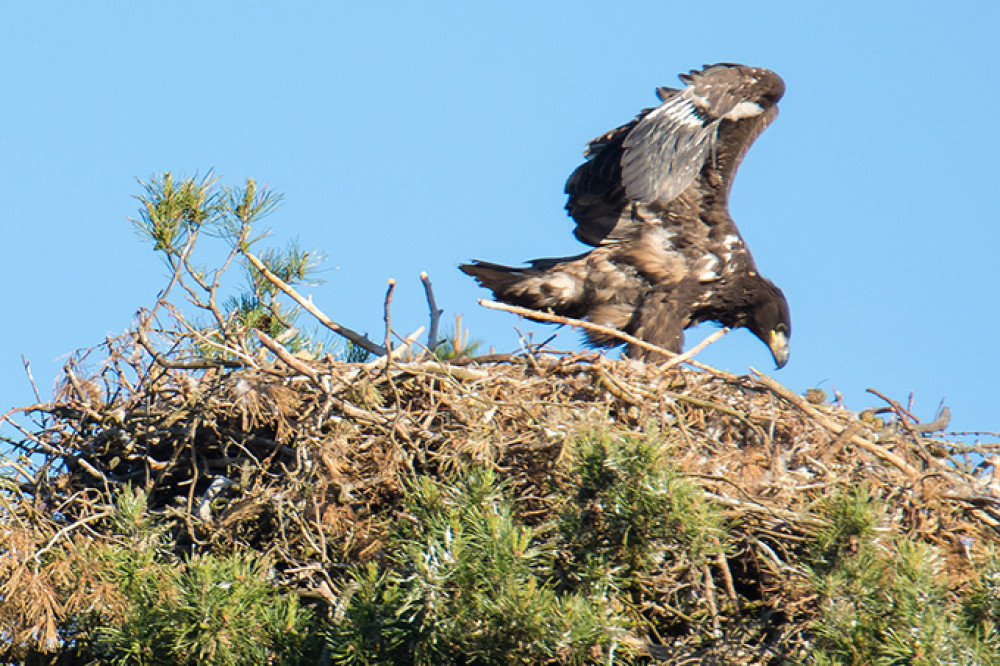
[461,63,791,366]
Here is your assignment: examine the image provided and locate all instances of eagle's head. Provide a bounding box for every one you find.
[743,275,791,369]
[682,63,786,114]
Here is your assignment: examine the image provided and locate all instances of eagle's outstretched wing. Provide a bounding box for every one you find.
[463,63,791,368]
[566,63,785,247]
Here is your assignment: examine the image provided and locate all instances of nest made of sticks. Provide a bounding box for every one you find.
[4,315,1000,662]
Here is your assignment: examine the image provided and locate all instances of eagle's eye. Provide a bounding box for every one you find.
[774,323,788,334]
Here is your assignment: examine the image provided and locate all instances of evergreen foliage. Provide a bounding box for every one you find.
[432,315,482,361]
[806,486,1000,664]
[327,464,634,665]
[558,432,726,575]
[94,549,322,665]
[58,489,324,665]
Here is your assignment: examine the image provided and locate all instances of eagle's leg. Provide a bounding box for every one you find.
[627,288,688,361]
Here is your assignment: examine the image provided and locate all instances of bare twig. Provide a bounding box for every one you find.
[380,278,403,411]
[33,511,113,563]
[149,227,202,320]
[358,327,425,373]
[135,311,244,370]
[819,422,863,464]
[477,300,739,381]
[391,360,489,382]
[870,395,950,436]
[941,440,1000,454]
[914,406,951,433]
[63,364,90,405]
[716,549,741,614]
[253,330,320,386]
[420,271,443,351]
[593,359,642,405]
[383,279,397,365]
[867,388,945,469]
[663,391,767,442]
[703,562,721,637]
[243,250,386,356]
[703,491,828,529]
[481,299,673,356]
[21,355,41,404]
[946,431,1000,438]
[654,327,729,375]
[752,369,921,480]
[166,305,259,368]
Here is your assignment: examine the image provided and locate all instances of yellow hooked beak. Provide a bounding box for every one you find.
[769,329,789,369]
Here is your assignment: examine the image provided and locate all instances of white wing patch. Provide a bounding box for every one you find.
[721,233,743,263]
[723,100,764,120]
[695,254,721,282]
[621,93,717,204]
[657,95,709,129]
[544,273,582,303]
[515,272,583,308]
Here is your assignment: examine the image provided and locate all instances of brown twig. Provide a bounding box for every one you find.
[477,300,739,381]
[752,369,921,480]
[946,430,1000,438]
[819,422,863,464]
[716,549,741,614]
[867,387,924,426]
[135,312,244,370]
[420,272,443,351]
[654,328,729,375]
[703,562,720,637]
[21,355,41,404]
[593,359,642,405]
[381,279,404,411]
[914,406,951,434]
[33,510,113,563]
[866,388,944,470]
[243,249,387,356]
[253,330,320,386]
[383,279,397,364]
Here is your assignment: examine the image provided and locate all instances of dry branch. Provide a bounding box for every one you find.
[243,250,387,356]
[420,271,443,350]
[478,299,740,380]
[752,369,922,480]
[382,279,396,364]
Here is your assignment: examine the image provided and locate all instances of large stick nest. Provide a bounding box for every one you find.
[3,318,1000,662]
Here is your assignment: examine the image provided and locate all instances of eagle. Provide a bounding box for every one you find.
[461,63,791,367]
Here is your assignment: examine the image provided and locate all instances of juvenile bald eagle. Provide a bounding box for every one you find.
[461,63,791,367]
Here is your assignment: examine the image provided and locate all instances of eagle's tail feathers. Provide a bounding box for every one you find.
[460,260,587,312]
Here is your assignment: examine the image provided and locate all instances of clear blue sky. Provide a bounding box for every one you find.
[2,3,998,440]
